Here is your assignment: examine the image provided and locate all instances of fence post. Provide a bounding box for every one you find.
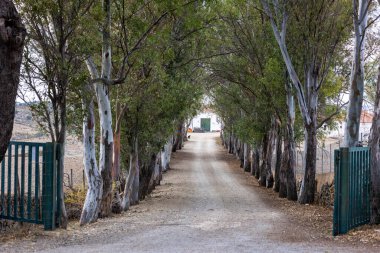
[42,143,57,230]
[333,147,349,235]
[56,143,62,227]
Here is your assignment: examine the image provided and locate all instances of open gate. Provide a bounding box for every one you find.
[0,142,61,230]
[333,147,371,235]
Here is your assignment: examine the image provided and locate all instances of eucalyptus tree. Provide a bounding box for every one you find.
[80,0,211,223]
[206,1,296,192]
[344,0,372,147]
[17,0,96,227]
[0,0,26,162]
[261,0,351,203]
[82,0,174,219]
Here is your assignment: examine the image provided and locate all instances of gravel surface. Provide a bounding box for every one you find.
[1,132,379,252]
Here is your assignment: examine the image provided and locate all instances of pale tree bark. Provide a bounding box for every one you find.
[131,147,140,205]
[97,0,114,217]
[274,130,282,192]
[80,84,103,225]
[84,0,114,217]
[280,82,298,200]
[121,138,138,211]
[0,0,26,161]
[344,0,370,147]
[369,66,380,224]
[161,138,172,172]
[261,0,320,203]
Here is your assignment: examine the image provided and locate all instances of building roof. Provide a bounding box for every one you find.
[360,110,373,123]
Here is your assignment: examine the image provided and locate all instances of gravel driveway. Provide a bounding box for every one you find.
[1,133,379,252]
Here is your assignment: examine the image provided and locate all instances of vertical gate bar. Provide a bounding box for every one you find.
[43,143,56,230]
[358,150,365,224]
[34,145,40,222]
[358,150,361,224]
[350,150,354,228]
[27,145,32,219]
[1,153,5,216]
[362,150,365,223]
[355,150,358,226]
[56,143,61,226]
[7,144,12,217]
[350,150,354,229]
[21,145,25,219]
[368,149,371,221]
[14,144,18,219]
[341,147,349,234]
[333,149,340,235]
[356,150,359,225]
[360,150,363,224]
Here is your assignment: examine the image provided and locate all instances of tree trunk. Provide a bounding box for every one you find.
[298,119,317,204]
[298,70,318,204]
[228,132,233,154]
[131,138,139,205]
[344,0,369,147]
[243,143,251,172]
[285,83,297,201]
[172,122,183,152]
[80,89,103,225]
[279,134,288,198]
[259,134,268,186]
[121,153,135,211]
[97,0,114,218]
[254,146,260,179]
[57,99,68,228]
[274,131,282,192]
[0,0,26,161]
[369,66,380,224]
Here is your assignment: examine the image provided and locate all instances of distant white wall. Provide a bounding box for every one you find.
[191,112,221,132]
[326,121,372,142]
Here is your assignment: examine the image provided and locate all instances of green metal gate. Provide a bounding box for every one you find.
[333,147,371,236]
[0,142,61,230]
[201,118,211,132]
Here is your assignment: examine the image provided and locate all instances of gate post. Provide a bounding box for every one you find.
[42,143,57,230]
[333,147,350,235]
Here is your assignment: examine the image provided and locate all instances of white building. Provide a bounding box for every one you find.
[327,110,373,142]
[190,109,221,132]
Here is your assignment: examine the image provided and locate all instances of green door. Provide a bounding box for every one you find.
[200,118,211,131]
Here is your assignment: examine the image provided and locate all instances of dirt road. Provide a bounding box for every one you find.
[1,133,378,252]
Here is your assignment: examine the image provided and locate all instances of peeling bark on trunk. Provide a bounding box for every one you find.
[285,83,297,201]
[298,71,318,204]
[80,88,103,225]
[121,153,135,211]
[97,0,114,218]
[344,0,369,147]
[254,147,260,179]
[298,121,317,204]
[0,0,26,161]
[274,131,282,192]
[369,66,380,224]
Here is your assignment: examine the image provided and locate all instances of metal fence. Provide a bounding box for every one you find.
[333,147,371,235]
[0,142,60,230]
